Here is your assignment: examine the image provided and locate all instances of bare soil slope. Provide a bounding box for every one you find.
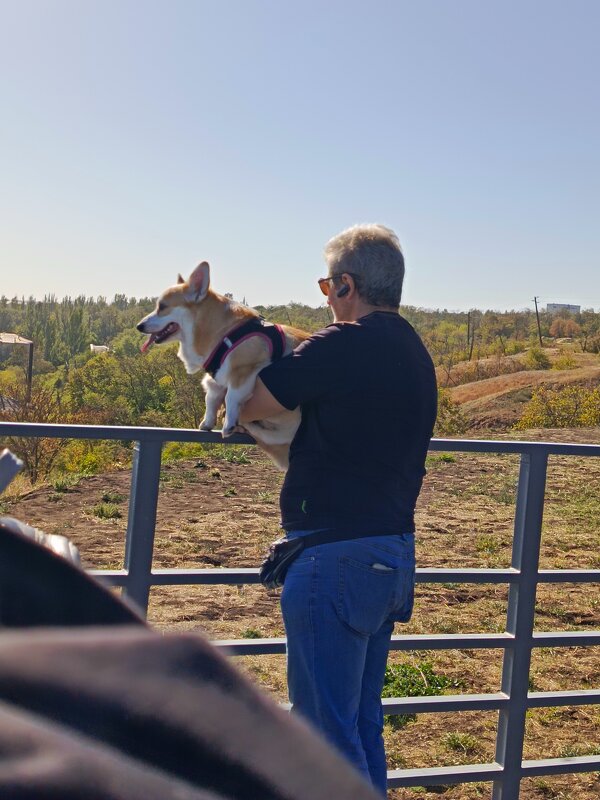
[451,364,600,430]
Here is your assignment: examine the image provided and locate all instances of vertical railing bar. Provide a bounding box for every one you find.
[123,440,163,616]
[492,449,549,800]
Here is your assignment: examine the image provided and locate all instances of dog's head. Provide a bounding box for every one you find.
[137,262,211,353]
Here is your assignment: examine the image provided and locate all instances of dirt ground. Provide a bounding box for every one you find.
[3,430,600,800]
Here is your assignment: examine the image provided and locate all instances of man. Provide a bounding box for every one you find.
[239,224,437,795]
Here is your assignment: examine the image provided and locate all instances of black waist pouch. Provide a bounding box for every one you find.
[259,538,305,590]
[258,529,393,589]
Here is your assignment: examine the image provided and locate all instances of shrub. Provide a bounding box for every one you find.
[51,475,79,493]
[505,341,526,355]
[587,334,600,354]
[515,385,600,429]
[435,389,468,436]
[57,440,128,475]
[552,351,576,370]
[162,442,209,462]
[524,347,551,370]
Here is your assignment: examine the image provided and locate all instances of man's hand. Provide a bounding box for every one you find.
[239,378,287,424]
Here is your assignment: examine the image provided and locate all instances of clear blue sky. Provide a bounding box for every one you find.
[2,1,599,311]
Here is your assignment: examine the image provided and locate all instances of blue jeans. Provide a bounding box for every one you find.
[280,532,415,796]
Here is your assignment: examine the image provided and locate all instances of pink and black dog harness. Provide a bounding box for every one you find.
[203,319,287,378]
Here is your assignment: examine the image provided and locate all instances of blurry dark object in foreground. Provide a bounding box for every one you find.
[0,514,378,800]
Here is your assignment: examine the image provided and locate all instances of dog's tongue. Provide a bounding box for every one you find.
[140,334,157,353]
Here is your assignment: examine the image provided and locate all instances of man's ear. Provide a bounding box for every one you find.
[186,261,210,301]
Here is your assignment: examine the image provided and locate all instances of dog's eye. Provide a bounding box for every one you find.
[157,302,167,312]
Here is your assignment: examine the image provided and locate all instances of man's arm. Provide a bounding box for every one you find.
[239,377,288,424]
[240,326,345,424]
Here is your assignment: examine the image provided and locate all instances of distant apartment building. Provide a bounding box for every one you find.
[545,303,580,315]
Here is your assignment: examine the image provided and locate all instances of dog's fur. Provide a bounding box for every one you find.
[137,262,310,470]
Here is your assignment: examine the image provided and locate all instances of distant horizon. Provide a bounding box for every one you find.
[0,291,595,317]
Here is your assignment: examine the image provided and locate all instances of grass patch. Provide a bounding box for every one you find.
[91,502,122,520]
[101,490,125,504]
[159,468,199,489]
[51,474,79,493]
[443,731,481,755]
[160,475,185,488]
[256,490,276,504]
[221,447,251,465]
[466,473,517,505]
[223,487,237,497]
[382,660,458,729]
[555,485,600,526]
[426,453,457,468]
[475,535,501,555]
[559,743,600,758]
[241,628,263,639]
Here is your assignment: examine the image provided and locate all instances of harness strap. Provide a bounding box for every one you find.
[203,318,286,378]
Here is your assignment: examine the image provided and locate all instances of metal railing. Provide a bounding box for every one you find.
[1,421,599,798]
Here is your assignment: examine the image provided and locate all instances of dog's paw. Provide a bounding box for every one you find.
[222,423,246,438]
[199,420,214,431]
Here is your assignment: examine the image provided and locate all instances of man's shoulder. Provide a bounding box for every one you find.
[356,312,422,343]
[294,322,353,351]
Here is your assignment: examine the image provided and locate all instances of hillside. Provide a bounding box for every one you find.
[446,348,600,431]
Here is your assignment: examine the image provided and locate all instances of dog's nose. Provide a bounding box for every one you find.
[136,322,145,332]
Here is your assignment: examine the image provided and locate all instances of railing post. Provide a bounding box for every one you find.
[123,440,162,615]
[492,449,548,799]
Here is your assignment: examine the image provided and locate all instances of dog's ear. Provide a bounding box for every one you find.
[186,262,210,302]
[177,274,185,285]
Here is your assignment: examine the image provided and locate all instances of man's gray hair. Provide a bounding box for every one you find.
[324,224,404,309]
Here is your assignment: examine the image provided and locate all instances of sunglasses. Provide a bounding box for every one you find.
[317,272,360,296]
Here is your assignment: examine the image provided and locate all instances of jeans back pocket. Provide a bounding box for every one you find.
[337,557,401,636]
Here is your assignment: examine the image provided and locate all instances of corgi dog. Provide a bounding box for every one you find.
[137,262,310,470]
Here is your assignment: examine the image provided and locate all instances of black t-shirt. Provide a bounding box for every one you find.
[259,311,437,534]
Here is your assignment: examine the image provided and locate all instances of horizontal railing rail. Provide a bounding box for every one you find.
[1,420,599,798]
